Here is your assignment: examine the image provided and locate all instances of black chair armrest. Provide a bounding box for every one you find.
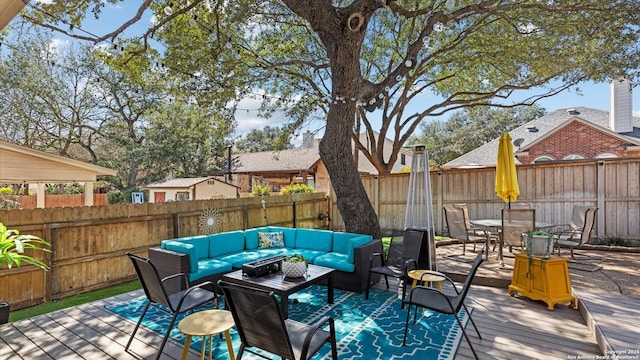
[403,285,455,310]
[161,272,190,291]
[176,280,219,309]
[417,271,460,294]
[301,316,335,360]
[369,252,384,268]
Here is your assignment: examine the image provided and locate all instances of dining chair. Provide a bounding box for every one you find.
[443,205,486,260]
[452,203,490,240]
[218,280,337,360]
[556,207,598,259]
[125,252,218,360]
[501,208,535,261]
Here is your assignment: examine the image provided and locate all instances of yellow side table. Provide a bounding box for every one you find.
[178,309,235,360]
[508,253,576,311]
[407,269,445,291]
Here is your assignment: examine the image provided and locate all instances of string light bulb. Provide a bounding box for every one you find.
[164,3,174,16]
[445,0,455,11]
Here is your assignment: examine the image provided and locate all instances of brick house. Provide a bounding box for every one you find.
[443,78,640,168]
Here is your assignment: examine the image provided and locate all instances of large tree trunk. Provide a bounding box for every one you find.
[285,0,383,238]
[320,105,381,239]
[320,40,381,238]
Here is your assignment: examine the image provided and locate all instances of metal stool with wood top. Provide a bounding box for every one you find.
[178,309,235,360]
[407,269,445,291]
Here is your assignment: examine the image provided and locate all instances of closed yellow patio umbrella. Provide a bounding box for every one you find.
[495,132,520,207]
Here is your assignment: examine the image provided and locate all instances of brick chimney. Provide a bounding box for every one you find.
[609,77,633,133]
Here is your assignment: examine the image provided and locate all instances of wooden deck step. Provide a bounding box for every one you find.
[574,288,640,359]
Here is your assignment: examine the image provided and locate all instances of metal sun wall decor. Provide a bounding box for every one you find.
[198,208,221,235]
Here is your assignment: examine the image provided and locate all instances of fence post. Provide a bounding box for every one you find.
[596,160,606,238]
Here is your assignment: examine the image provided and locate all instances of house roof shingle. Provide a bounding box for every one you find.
[144,176,237,189]
[442,107,640,169]
[234,147,321,173]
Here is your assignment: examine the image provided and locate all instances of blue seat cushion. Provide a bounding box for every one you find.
[314,253,355,272]
[296,228,333,252]
[290,249,326,263]
[216,249,290,269]
[188,258,233,282]
[163,240,199,273]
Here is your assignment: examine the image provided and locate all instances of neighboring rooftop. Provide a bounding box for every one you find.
[442,107,640,169]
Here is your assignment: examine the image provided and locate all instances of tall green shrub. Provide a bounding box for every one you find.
[280,183,314,195]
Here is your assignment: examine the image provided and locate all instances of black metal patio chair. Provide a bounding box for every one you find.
[218,280,337,360]
[365,229,425,307]
[402,251,484,360]
[125,252,218,360]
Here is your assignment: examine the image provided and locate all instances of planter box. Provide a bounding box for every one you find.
[522,232,554,258]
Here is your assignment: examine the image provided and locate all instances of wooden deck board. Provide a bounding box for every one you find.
[575,289,640,356]
[0,284,605,360]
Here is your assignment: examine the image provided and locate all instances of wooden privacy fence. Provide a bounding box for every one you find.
[329,157,640,241]
[0,193,328,310]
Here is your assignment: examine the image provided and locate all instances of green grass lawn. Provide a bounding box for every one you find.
[9,280,142,323]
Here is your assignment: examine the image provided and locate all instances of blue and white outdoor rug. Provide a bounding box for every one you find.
[105,285,471,360]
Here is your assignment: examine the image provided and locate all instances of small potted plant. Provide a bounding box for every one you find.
[281,253,307,278]
[0,222,51,324]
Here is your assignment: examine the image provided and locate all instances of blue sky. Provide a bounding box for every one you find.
[21,1,640,142]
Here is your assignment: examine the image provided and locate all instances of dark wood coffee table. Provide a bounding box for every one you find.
[222,264,335,318]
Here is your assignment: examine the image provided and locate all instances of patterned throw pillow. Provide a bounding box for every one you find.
[258,231,285,248]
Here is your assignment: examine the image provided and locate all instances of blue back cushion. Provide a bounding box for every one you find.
[244,227,270,250]
[164,240,199,273]
[347,236,372,263]
[295,228,333,252]
[177,235,211,260]
[209,230,246,257]
[332,232,352,255]
[268,227,297,248]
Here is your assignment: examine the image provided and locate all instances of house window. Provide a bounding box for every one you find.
[207,180,215,185]
[176,192,189,201]
[401,154,406,165]
[533,156,554,163]
[563,154,585,160]
[596,153,618,159]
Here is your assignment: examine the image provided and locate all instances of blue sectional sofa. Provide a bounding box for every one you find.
[147,226,381,293]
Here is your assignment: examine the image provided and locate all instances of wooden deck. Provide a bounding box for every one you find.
[1,284,604,360]
[3,243,638,359]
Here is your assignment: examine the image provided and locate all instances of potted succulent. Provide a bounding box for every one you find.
[0,222,51,324]
[281,253,308,278]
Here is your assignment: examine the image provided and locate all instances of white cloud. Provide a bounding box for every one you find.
[48,38,70,54]
[35,0,55,4]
